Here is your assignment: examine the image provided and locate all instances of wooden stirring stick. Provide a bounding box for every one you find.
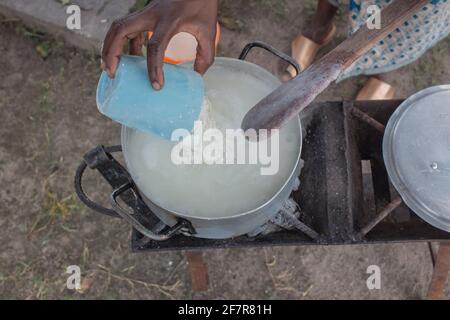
[242,0,429,134]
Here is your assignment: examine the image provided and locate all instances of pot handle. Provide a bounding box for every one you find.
[110,182,195,241]
[74,145,123,218]
[238,41,301,76]
[74,145,196,240]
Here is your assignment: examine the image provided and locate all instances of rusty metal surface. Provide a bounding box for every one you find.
[427,243,450,299]
[359,197,403,237]
[349,106,385,133]
[185,251,209,292]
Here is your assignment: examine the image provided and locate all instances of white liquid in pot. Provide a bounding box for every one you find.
[125,63,301,218]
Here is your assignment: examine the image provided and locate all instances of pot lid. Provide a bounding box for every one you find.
[383,85,450,232]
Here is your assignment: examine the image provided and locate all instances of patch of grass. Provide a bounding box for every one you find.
[38,81,52,113]
[302,0,317,17]
[92,264,182,299]
[35,41,52,59]
[28,189,78,237]
[218,16,244,32]
[42,192,76,220]
[130,0,150,13]
[0,17,20,23]
[263,248,309,298]
[13,22,63,60]
[43,125,62,175]
[15,24,45,39]
[34,278,49,299]
[218,1,244,31]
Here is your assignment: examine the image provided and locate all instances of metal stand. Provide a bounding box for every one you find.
[185,251,209,292]
[75,100,450,297]
[427,242,450,299]
[349,102,450,299]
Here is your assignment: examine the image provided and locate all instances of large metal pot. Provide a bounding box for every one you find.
[78,43,303,240]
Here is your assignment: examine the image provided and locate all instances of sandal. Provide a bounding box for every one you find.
[286,24,336,78]
[356,77,395,101]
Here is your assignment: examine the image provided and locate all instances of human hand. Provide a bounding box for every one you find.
[101,0,218,90]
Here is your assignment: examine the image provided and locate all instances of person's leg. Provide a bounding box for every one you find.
[302,0,338,45]
[285,0,338,78]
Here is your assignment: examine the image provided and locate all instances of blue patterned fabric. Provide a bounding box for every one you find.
[328,0,450,80]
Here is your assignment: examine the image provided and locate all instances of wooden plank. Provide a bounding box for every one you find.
[185,251,209,292]
[361,160,377,223]
[427,243,450,299]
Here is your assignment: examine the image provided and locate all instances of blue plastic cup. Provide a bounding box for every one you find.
[96,55,204,139]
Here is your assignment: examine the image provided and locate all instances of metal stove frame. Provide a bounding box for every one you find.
[75,100,450,298]
[75,100,450,250]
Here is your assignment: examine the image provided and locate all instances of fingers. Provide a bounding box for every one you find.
[101,19,130,77]
[146,25,173,90]
[193,29,216,75]
[129,32,146,56]
[102,14,154,78]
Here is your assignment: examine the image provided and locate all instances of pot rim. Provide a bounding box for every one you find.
[121,57,303,221]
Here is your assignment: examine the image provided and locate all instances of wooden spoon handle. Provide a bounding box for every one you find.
[242,0,429,133]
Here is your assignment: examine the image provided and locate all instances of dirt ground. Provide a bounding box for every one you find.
[1,0,450,299]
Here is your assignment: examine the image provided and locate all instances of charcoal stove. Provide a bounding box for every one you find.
[74,99,450,251]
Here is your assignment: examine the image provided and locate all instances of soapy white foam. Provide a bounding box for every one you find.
[198,97,216,130]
